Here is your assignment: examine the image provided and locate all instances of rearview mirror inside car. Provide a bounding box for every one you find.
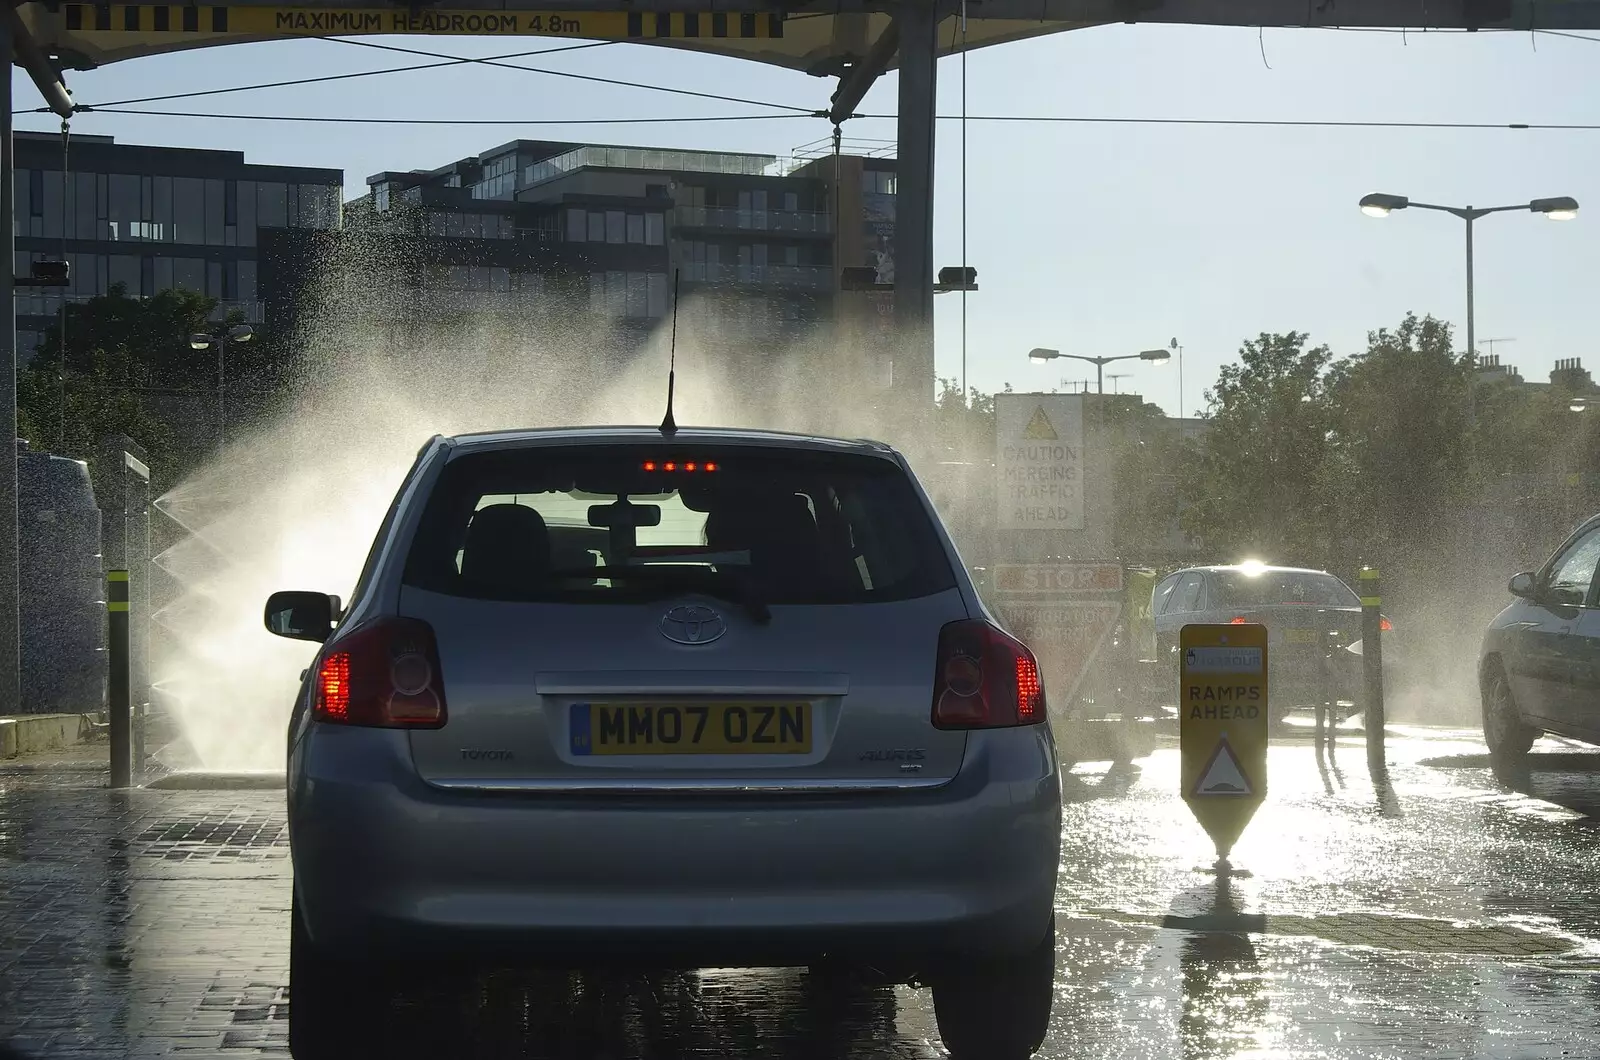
[588,501,662,529]
[1508,572,1537,598]
[264,590,335,643]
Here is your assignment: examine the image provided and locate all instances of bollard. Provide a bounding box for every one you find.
[1359,566,1385,772]
[108,569,131,788]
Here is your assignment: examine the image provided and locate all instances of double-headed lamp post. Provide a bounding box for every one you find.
[1027,347,1171,394]
[189,323,254,450]
[1358,192,1579,423]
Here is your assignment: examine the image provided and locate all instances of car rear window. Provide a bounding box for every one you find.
[401,444,958,605]
[1209,570,1359,608]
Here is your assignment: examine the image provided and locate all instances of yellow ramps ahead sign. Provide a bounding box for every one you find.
[1179,623,1268,861]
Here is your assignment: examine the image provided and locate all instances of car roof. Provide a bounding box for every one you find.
[1175,564,1338,578]
[442,425,900,458]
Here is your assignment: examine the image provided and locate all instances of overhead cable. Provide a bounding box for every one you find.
[83,40,618,109]
[323,36,815,112]
[55,107,816,125]
[40,107,1594,131]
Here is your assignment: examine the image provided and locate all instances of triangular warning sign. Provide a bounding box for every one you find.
[1022,406,1058,440]
[1192,738,1253,798]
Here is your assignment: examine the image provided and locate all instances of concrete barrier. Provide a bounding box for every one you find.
[0,712,102,758]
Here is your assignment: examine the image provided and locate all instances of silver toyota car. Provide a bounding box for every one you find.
[266,425,1063,1059]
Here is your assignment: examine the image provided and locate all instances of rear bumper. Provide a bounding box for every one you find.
[289,725,1062,969]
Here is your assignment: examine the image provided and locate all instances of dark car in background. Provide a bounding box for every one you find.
[1480,512,1600,759]
[1151,563,1393,725]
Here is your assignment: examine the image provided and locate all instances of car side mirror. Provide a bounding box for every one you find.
[264,590,335,642]
[1508,572,1537,599]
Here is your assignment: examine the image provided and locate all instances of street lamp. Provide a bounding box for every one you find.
[189,323,254,449]
[1027,347,1170,394]
[1357,191,1579,423]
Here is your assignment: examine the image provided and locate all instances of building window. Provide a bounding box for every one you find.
[224,180,238,226]
[108,174,139,240]
[154,176,173,242]
[626,214,644,245]
[863,169,898,195]
[140,256,154,297]
[783,191,798,212]
[205,179,226,246]
[175,257,204,292]
[239,260,257,303]
[375,182,391,213]
[174,177,205,243]
[646,272,668,318]
[109,254,139,295]
[645,213,664,246]
[567,208,586,242]
[258,182,287,228]
[606,211,626,244]
[237,180,256,247]
[586,211,605,242]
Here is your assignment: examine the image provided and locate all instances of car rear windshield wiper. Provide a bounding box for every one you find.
[548,564,772,625]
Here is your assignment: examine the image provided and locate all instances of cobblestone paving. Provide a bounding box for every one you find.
[4,727,1600,1058]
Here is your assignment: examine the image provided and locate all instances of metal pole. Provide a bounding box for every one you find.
[1359,566,1385,772]
[108,569,130,787]
[1465,213,1476,426]
[0,21,21,716]
[217,334,226,451]
[893,0,937,418]
[1096,361,1104,395]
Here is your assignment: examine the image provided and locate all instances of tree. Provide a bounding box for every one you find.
[1324,312,1470,574]
[19,285,260,485]
[1181,332,1337,563]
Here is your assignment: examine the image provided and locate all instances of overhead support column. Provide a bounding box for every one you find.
[4,7,73,119]
[1,21,18,715]
[828,18,900,126]
[893,0,938,420]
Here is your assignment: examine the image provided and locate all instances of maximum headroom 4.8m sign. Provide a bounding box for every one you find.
[995,394,1085,531]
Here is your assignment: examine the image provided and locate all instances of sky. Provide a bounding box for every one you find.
[13,21,1600,418]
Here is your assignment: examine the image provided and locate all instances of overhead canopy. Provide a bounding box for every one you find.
[18,0,1600,77]
[20,2,1093,75]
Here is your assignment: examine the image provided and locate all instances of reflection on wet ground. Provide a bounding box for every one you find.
[6,726,1600,1058]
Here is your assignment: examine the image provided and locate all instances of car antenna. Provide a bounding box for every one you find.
[659,268,680,437]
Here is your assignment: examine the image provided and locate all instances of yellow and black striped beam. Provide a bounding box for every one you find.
[60,4,782,39]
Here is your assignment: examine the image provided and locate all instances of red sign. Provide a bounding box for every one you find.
[994,564,1123,596]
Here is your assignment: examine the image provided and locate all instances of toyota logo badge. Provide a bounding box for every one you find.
[660,605,728,646]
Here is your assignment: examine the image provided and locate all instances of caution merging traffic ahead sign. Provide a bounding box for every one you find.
[1179,623,1269,861]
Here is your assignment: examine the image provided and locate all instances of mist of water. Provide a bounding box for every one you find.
[148,232,931,771]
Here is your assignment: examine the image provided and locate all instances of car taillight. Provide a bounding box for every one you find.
[1380,617,1393,632]
[313,617,448,729]
[1229,616,1249,624]
[932,620,1046,729]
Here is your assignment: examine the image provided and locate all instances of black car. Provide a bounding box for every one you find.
[1480,513,1600,758]
[1152,564,1393,725]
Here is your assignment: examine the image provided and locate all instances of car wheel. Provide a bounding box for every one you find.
[932,918,1055,1060]
[290,895,386,1058]
[1482,666,1538,760]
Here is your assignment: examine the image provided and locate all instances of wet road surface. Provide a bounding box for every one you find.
[5,726,1600,1058]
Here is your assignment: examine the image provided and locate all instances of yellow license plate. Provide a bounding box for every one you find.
[569,702,812,756]
[1286,628,1318,644]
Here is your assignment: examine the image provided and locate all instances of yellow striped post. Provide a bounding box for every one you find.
[1358,567,1385,771]
[108,570,131,787]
